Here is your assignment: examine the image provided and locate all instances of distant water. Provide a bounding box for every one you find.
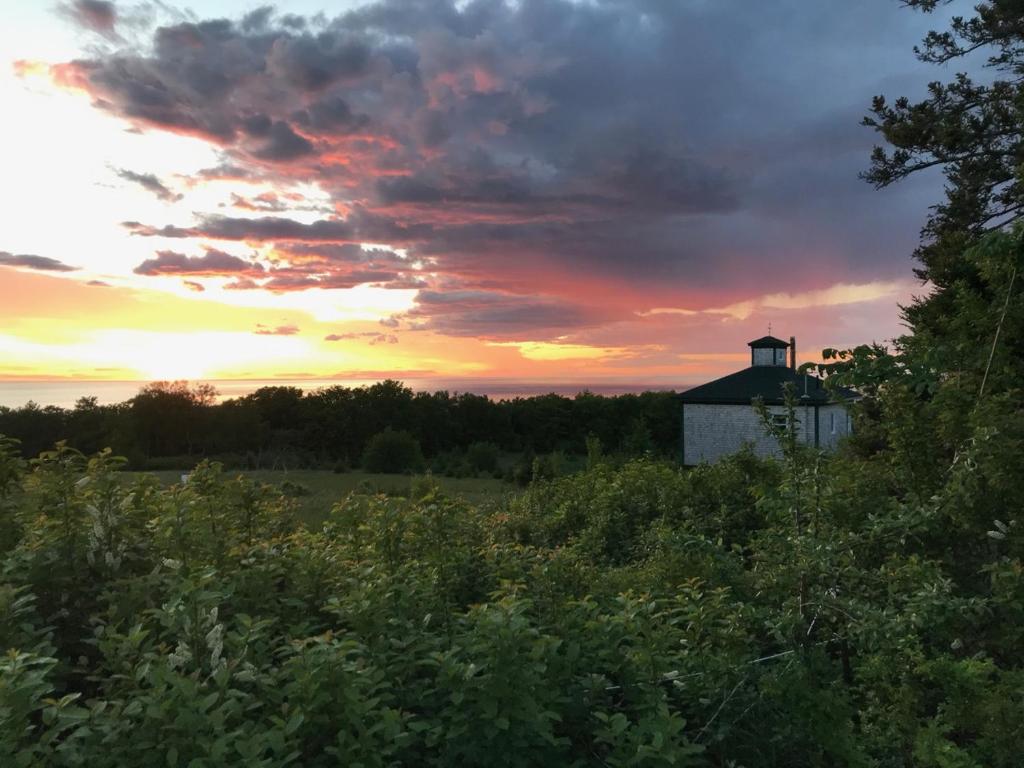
[0,379,681,409]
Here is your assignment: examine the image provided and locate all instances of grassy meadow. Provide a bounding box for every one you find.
[127,469,512,526]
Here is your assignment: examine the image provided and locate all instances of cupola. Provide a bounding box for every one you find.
[748,335,794,368]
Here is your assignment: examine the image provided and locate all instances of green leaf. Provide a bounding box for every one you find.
[285,711,304,735]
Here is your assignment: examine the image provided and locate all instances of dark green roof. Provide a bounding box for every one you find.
[747,335,790,349]
[680,366,856,405]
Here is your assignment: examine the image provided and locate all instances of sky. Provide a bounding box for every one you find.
[0,0,959,388]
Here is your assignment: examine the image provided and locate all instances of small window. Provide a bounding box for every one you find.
[830,412,836,434]
[771,414,789,428]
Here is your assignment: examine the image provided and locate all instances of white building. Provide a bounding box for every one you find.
[680,335,854,465]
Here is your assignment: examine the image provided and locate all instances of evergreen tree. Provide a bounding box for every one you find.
[864,0,1024,333]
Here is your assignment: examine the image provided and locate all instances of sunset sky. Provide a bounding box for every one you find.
[0,0,952,389]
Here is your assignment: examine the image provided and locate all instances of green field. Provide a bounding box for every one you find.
[129,469,513,526]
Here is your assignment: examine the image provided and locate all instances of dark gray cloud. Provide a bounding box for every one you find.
[0,251,78,272]
[260,269,402,292]
[274,242,408,266]
[133,248,263,275]
[293,96,370,134]
[62,0,948,337]
[62,0,117,36]
[195,162,259,181]
[251,121,315,162]
[402,290,623,340]
[114,168,182,201]
[266,31,371,91]
[124,215,356,242]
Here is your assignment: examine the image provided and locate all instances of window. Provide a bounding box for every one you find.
[771,414,789,428]
[830,412,836,434]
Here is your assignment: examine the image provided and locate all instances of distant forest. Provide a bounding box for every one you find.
[0,380,680,471]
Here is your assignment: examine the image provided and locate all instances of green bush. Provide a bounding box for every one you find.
[279,479,311,497]
[466,441,500,474]
[361,427,424,474]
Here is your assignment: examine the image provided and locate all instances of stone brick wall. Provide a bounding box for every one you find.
[815,403,852,450]
[683,402,830,464]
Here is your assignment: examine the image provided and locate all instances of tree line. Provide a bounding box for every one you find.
[0,381,680,471]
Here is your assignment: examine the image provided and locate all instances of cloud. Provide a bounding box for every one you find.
[324,331,398,344]
[704,280,906,320]
[639,308,699,318]
[114,168,182,202]
[183,280,205,292]
[227,191,331,214]
[126,221,421,291]
[759,281,904,311]
[488,341,635,362]
[293,96,370,134]
[61,0,117,37]
[265,30,371,91]
[402,290,621,341]
[223,277,261,291]
[229,193,288,212]
[250,121,316,162]
[255,324,300,336]
[195,163,258,182]
[53,1,943,341]
[133,249,264,276]
[273,242,408,265]
[0,251,78,272]
[124,215,356,242]
[329,368,436,379]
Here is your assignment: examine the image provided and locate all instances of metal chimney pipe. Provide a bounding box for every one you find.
[789,336,796,370]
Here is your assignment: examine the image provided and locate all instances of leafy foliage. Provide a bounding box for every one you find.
[9,235,1024,766]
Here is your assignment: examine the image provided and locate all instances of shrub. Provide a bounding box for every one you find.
[410,472,441,500]
[531,451,563,482]
[361,428,424,474]
[465,441,500,474]
[511,448,536,486]
[280,479,311,497]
